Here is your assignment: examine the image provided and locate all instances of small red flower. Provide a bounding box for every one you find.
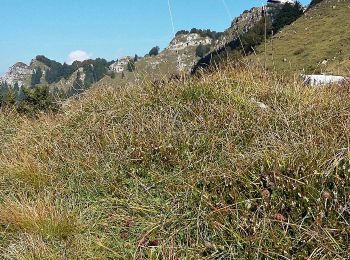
[274,213,286,222]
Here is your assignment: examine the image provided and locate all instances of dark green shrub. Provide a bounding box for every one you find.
[149,46,160,56]
[196,44,211,58]
[16,85,58,115]
[272,2,304,33]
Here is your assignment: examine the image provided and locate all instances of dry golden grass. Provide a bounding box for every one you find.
[0,63,349,258]
[2,234,61,260]
[0,196,80,239]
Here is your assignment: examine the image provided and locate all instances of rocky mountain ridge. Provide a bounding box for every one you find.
[0,1,304,94]
[106,6,269,82]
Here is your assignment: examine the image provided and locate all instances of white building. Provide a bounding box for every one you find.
[267,0,296,5]
[109,57,132,73]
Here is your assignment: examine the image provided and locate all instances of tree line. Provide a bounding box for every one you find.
[31,56,110,89]
[0,56,111,114]
[29,56,110,98]
[0,82,58,116]
[176,28,224,40]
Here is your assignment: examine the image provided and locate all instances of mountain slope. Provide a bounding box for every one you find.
[0,57,76,90]
[0,65,349,259]
[256,0,350,75]
[108,31,222,84]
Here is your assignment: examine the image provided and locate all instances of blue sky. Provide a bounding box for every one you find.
[0,0,310,74]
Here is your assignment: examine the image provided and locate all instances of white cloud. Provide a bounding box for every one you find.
[67,50,91,64]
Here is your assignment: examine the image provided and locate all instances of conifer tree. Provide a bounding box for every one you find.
[127,60,135,72]
[149,46,160,56]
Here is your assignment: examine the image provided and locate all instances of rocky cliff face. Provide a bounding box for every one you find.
[0,57,85,95]
[0,57,52,88]
[167,33,213,51]
[225,7,265,43]
[118,32,216,79]
[0,62,33,87]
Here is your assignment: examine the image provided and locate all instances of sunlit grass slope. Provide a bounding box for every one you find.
[0,64,349,259]
[257,0,350,76]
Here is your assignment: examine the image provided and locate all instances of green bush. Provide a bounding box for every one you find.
[196,44,211,58]
[189,28,224,40]
[0,82,17,107]
[149,46,160,56]
[127,60,136,72]
[239,18,272,53]
[83,58,108,88]
[16,85,58,115]
[272,2,304,33]
[309,0,324,8]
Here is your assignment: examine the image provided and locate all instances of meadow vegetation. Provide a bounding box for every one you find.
[0,62,349,259]
[0,85,58,116]
[256,0,350,75]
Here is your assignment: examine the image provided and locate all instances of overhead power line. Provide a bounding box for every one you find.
[222,0,233,20]
[167,0,176,37]
[167,0,184,72]
[221,0,247,56]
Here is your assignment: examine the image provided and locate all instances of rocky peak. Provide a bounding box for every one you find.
[168,33,213,51]
[29,58,49,71]
[0,62,33,87]
[226,7,265,39]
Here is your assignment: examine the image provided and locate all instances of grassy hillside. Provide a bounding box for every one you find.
[0,64,349,259]
[256,0,350,75]
[135,46,197,78]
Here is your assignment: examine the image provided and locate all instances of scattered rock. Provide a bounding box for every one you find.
[251,98,268,109]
